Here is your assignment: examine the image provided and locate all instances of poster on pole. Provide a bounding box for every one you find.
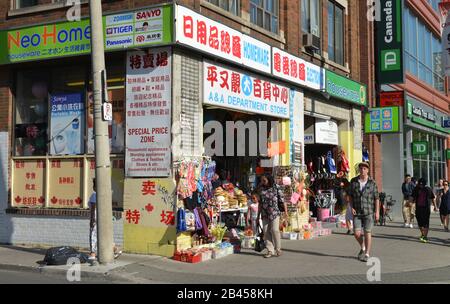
[50,93,84,155]
[125,47,171,177]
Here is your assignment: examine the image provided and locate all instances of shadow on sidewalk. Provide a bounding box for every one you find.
[372,234,450,247]
[281,248,357,260]
[0,245,46,255]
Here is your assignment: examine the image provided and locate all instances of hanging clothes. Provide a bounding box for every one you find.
[340,150,350,173]
[176,208,187,233]
[326,151,337,174]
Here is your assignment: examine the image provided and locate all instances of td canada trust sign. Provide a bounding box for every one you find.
[375,0,404,84]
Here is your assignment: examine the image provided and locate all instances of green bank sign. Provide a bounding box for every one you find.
[364,106,400,134]
[325,70,367,106]
[412,141,428,156]
[0,5,173,64]
[375,0,404,84]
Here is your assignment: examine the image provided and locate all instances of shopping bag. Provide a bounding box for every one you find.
[254,216,266,252]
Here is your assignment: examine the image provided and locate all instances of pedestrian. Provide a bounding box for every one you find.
[258,174,287,258]
[89,178,122,261]
[439,180,450,232]
[412,178,437,243]
[348,162,380,262]
[401,174,415,228]
[434,179,445,226]
[246,192,260,235]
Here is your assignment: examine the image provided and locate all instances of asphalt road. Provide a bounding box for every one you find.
[0,269,113,284]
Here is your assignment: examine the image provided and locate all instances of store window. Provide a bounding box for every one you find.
[404,7,444,92]
[327,1,344,66]
[15,0,38,8]
[207,0,240,15]
[409,129,446,188]
[250,0,279,34]
[301,0,320,37]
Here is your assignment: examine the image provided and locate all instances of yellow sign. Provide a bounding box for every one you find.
[48,159,83,208]
[123,178,176,256]
[88,158,125,209]
[12,160,45,207]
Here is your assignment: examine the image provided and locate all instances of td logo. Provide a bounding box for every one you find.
[412,142,428,156]
[381,49,400,71]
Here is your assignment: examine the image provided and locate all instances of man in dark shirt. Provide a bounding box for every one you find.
[412,178,437,243]
[401,174,415,228]
[349,162,380,262]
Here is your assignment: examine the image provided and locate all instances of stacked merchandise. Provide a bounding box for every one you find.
[281,219,332,240]
[173,242,234,263]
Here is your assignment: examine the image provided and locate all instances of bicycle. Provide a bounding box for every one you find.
[378,193,396,226]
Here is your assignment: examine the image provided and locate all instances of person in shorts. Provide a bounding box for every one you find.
[348,162,380,262]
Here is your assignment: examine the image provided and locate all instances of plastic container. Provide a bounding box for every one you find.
[317,208,330,221]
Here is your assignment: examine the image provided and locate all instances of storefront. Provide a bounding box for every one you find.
[404,96,449,187]
[1,3,367,259]
[0,4,174,250]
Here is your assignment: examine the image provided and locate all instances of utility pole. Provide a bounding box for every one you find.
[89,0,113,264]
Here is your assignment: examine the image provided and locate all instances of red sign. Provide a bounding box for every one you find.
[380,91,404,107]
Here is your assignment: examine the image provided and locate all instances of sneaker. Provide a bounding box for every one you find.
[422,236,429,243]
[275,250,282,257]
[360,254,370,262]
[409,223,414,229]
[404,223,409,228]
[114,250,122,259]
[357,249,365,261]
[264,252,274,258]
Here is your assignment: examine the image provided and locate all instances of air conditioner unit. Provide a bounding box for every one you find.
[303,33,320,52]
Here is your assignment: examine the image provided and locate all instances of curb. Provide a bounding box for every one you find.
[0,263,134,283]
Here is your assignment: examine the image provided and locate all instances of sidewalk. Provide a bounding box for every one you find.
[1,213,449,284]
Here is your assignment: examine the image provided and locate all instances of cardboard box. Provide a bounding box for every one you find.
[242,236,255,249]
[281,232,290,239]
[201,250,212,262]
[289,232,298,240]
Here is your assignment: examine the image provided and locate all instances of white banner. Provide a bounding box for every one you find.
[442,13,450,76]
[176,5,271,74]
[125,48,172,177]
[204,61,290,119]
[272,47,324,91]
[315,119,338,145]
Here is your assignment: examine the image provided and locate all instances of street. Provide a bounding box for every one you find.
[2,214,449,284]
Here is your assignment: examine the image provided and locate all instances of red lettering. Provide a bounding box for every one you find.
[43,25,56,45]
[183,16,194,39]
[197,21,207,45]
[8,32,20,49]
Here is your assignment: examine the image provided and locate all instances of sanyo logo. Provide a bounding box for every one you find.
[136,9,161,20]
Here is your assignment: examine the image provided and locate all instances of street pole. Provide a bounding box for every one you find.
[89,0,113,264]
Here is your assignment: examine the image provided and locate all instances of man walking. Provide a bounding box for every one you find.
[412,178,437,243]
[348,162,380,262]
[401,174,415,228]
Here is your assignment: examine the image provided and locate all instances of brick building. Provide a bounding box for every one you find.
[0,0,369,254]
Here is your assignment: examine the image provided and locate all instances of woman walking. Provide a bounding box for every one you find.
[439,180,450,232]
[258,174,287,258]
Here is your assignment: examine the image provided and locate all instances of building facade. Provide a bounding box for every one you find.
[0,0,369,254]
[364,0,450,217]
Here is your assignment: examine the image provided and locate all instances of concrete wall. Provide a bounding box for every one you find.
[0,132,9,243]
[382,133,405,219]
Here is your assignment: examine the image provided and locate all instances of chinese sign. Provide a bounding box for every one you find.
[272,47,324,91]
[105,6,172,50]
[48,159,83,208]
[124,178,176,256]
[412,142,428,156]
[204,61,290,119]
[380,90,404,107]
[325,70,367,106]
[375,0,404,84]
[289,89,304,166]
[125,48,172,177]
[12,160,45,208]
[88,158,125,209]
[0,5,173,64]
[176,5,271,74]
[364,106,400,134]
[50,93,84,155]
